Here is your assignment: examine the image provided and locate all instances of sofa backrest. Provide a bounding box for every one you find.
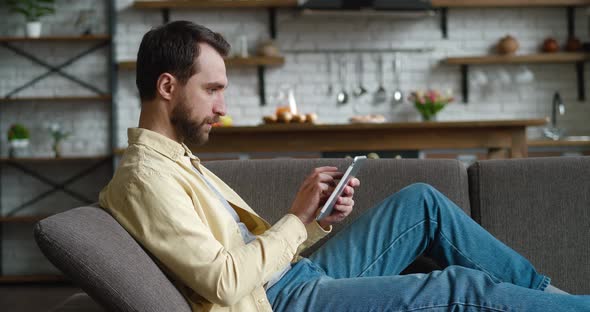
[34,206,191,312]
[34,158,471,310]
[205,158,471,255]
[468,156,590,294]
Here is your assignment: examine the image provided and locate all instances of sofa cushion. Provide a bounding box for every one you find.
[34,206,191,312]
[468,156,590,294]
[205,158,471,255]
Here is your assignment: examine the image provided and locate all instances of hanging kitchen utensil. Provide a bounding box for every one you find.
[353,54,367,98]
[336,55,349,105]
[391,53,404,105]
[373,54,387,105]
[326,53,333,96]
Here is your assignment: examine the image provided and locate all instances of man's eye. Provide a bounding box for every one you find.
[207,88,216,94]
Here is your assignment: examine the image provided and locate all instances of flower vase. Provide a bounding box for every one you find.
[8,139,30,158]
[421,113,437,122]
[26,21,42,38]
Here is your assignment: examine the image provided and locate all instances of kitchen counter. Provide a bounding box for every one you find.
[527,137,590,147]
[190,119,547,159]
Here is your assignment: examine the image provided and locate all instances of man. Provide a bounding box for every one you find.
[100,21,589,311]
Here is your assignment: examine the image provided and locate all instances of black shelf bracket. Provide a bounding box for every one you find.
[258,66,267,106]
[2,158,112,217]
[0,41,109,98]
[269,8,277,40]
[162,8,170,24]
[576,61,585,101]
[461,65,469,104]
[440,8,448,39]
[567,6,575,38]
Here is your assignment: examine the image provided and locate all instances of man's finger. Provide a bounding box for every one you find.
[348,178,360,188]
[342,185,354,197]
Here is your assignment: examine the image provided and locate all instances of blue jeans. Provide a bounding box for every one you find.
[267,183,590,311]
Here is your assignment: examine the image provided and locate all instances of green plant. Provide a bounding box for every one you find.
[7,123,30,141]
[5,0,55,22]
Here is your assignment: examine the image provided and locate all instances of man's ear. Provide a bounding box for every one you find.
[156,73,176,101]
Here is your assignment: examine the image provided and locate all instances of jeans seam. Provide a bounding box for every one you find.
[357,219,428,277]
[399,302,509,312]
[437,227,503,283]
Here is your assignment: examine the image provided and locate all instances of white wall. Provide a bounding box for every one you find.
[112,3,590,146]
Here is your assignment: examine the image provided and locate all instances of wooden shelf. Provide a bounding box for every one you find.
[0,35,111,43]
[118,61,137,70]
[0,155,112,163]
[119,56,285,70]
[0,216,49,223]
[0,275,68,283]
[225,56,285,66]
[133,0,297,9]
[432,0,590,7]
[0,95,112,103]
[528,138,590,147]
[444,52,590,65]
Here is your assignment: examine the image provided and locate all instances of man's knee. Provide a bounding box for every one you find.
[397,183,437,199]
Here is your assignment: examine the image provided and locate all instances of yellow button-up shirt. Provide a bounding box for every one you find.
[99,128,330,312]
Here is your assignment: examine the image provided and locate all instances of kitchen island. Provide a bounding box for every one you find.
[190,119,547,159]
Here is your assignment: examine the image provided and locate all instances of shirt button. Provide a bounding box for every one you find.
[258,298,265,303]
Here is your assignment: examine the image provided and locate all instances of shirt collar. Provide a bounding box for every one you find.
[128,127,197,162]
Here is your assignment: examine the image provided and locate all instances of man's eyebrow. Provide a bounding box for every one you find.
[205,82,227,89]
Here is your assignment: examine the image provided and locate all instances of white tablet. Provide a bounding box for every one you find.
[316,156,367,221]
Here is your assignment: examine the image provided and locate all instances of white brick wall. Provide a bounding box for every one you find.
[112,4,590,143]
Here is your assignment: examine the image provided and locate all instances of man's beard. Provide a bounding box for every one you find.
[170,100,217,146]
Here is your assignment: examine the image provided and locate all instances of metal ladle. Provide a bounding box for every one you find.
[336,56,349,105]
[391,54,404,105]
[326,53,333,96]
[353,54,367,98]
[373,54,387,105]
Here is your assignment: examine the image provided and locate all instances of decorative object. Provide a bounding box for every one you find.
[74,8,97,35]
[409,90,454,121]
[542,37,560,53]
[47,122,70,158]
[6,0,55,38]
[7,123,31,158]
[565,36,582,52]
[497,35,519,55]
[257,40,280,57]
[349,114,386,124]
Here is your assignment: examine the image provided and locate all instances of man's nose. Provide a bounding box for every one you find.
[214,94,226,116]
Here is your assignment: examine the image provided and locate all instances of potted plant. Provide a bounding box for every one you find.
[7,123,30,158]
[47,122,70,158]
[5,0,55,38]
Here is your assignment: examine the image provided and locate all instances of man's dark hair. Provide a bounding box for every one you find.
[136,21,230,101]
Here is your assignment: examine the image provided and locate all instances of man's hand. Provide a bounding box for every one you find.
[318,177,360,229]
[289,167,343,225]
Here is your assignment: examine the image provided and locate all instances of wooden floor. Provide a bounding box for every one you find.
[0,284,81,312]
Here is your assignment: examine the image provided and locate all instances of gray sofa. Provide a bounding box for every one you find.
[34,157,590,311]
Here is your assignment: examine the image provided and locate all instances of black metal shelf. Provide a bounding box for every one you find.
[0,0,117,282]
